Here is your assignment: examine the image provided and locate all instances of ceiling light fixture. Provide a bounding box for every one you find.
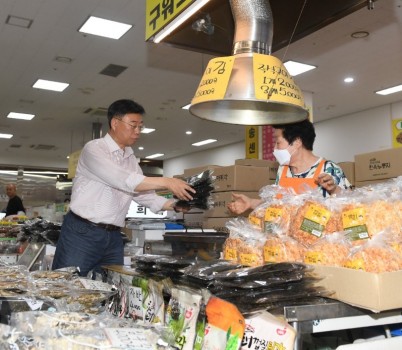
[0,133,13,139]
[181,104,191,110]
[344,77,354,83]
[141,127,155,134]
[79,16,132,39]
[153,0,211,43]
[192,139,217,146]
[284,61,316,76]
[33,79,69,92]
[146,153,164,159]
[7,112,35,120]
[186,131,192,135]
[138,146,144,150]
[375,84,402,96]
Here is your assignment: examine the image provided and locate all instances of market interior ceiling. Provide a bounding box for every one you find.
[0,0,401,173]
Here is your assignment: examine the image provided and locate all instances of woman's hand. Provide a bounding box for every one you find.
[316,173,340,195]
[227,193,253,215]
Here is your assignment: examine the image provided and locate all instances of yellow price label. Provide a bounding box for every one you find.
[239,253,259,266]
[191,56,235,105]
[224,248,237,261]
[305,204,331,226]
[253,53,305,106]
[264,207,283,222]
[342,207,366,228]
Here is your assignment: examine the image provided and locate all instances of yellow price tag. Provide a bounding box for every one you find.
[191,56,235,104]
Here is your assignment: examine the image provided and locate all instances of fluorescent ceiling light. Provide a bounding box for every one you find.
[153,0,211,43]
[0,133,13,139]
[146,153,164,159]
[142,127,155,134]
[186,131,192,135]
[182,104,191,110]
[33,79,69,92]
[79,16,132,39]
[344,77,354,83]
[284,61,316,76]
[7,112,35,120]
[192,139,217,147]
[375,84,402,96]
[138,146,144,150]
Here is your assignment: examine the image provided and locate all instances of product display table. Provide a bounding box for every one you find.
[275,298,402,350]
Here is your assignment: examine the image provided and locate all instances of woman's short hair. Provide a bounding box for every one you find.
[273,119,316,151]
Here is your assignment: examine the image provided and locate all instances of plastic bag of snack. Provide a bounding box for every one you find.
[343,232,402,273]
[304,231,352,267]
[288,195,342,246]
[263,234,306,263]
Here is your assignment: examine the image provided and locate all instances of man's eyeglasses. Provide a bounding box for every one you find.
[116,118,144,131]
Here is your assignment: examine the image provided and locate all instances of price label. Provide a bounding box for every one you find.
[191,56,235,105]
[23,297,44,311]
[253,53,305,106]
[128,286,143,320]
[104,328,153,350]
[78,278,113,291]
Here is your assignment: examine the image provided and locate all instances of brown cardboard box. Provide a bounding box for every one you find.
[313,265,402,312]
[338,161,355,186]
[354,148,402,181]
[206,191,260,217]
[354,179,396,188]
[235,159,279,180]
[183,165,222,177]
[213,165,274,192]
[202,217,231,233]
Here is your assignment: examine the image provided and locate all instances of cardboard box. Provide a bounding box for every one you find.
[213,165,275,192]
[338,161,355,186]
[354,178,396,188]
[313,265,402,312]
[354,148,402,181]
[235,159,279,180]
[183,165,222,177]
[206,191,259,217]
[202,217,231,233]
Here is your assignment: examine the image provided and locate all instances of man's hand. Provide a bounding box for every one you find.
[165,178,195,201]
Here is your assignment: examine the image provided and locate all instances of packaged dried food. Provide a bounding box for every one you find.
[343,234,402,273]
[289,197,342,246]
[174,170,215,211]
[304,231,351,267]
[263,235,306,263]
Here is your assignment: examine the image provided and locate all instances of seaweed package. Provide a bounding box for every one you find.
[241,311,296,350]
[304,231,352,267]
[174,170,215,211]
[202,296,245,350]
[129,276,165,325]
[165,286,202,350]
[343,231,402,273]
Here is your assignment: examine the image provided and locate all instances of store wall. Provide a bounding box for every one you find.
[164,100,402,177]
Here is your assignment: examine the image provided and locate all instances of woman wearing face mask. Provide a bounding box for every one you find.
[227,119,352,215]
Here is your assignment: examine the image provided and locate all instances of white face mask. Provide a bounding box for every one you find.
[273,147,292,165]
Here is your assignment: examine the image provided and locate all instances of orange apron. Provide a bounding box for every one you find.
[278,159,326,194]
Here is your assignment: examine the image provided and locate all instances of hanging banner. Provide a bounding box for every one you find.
[145,0,193,40]
[392,118,402,148]
[245,126,259,159]
[262,125,276,161]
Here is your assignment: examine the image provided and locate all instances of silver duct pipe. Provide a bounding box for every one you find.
[231,0,273,55]
[189,0,308,125]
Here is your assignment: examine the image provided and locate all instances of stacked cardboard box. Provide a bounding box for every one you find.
[354,147,402,187]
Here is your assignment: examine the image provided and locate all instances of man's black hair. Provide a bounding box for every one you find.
[107,99,145,128]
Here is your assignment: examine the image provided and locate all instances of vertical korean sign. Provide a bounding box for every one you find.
[145,0,193,40]
[245,126,259,159]
[262,126,276,161]
[392,119,402,148]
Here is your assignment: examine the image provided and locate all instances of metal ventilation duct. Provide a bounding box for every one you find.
[189,0,309,125]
